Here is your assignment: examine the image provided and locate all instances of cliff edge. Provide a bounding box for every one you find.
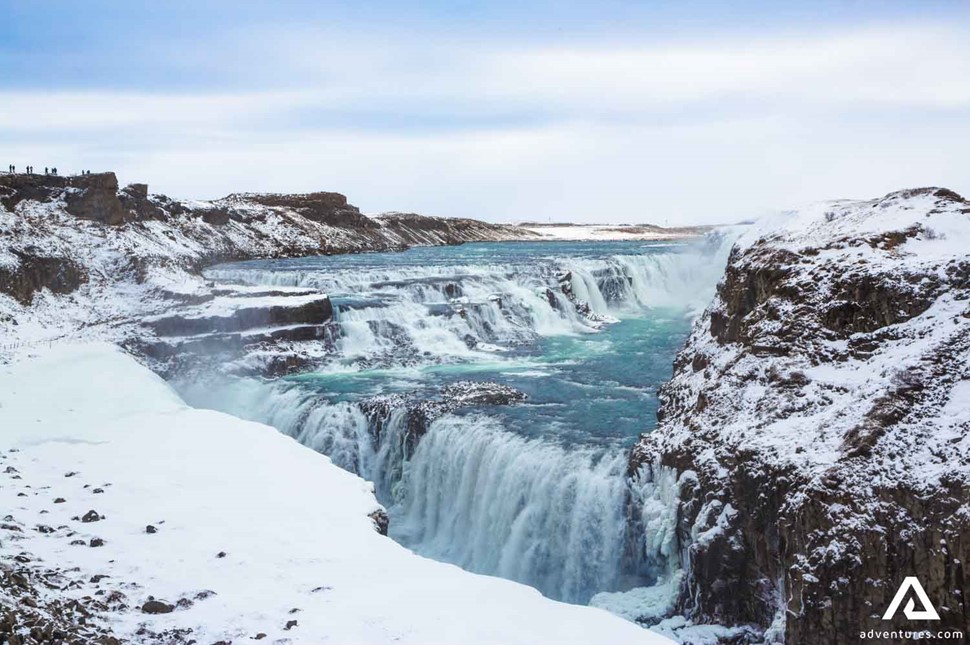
[0,172,535,352]
[631,187,970,641]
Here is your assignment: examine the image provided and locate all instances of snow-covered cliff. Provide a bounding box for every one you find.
[0,172,534,352]
[631,188,970,640]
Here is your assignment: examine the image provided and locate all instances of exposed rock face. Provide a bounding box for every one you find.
[235,192,374,229]
[360,381,527,458]
[146,295,333,336]
[373,212,533,246]
[368,509,390,536]
[0,172,136,225]
[0,172,537,353]
[630,188,970,641]
[135,293,338,377]
[119,182,166,221]
[65,173,130,225]
[0,250,87,305]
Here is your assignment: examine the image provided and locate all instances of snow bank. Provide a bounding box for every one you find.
[522,225,704,241]
[0,343,670,644]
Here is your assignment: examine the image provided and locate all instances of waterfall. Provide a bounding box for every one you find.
[179,373,686,605]
[390,414,638,603]
[180,235,739,607]
[588,461,688,624]
[204,235,735,363]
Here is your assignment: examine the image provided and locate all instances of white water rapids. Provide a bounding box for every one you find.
[181,235,735,604]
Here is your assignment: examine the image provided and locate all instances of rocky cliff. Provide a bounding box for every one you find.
[0,172,535,352]
[630,188,970,641]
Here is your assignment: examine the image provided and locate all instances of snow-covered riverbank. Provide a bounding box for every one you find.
[0,343,669,644]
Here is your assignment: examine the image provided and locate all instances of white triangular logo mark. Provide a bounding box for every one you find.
[882,577,940,620]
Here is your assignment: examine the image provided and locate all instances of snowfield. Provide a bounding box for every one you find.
[0,343,670,644]
[522,224,708,241]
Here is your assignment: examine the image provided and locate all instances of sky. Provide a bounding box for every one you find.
[2,1,969,225]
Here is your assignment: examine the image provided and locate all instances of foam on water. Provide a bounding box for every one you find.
[183,235,738,605]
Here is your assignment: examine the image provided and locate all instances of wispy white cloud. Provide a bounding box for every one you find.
[2,23,969,223]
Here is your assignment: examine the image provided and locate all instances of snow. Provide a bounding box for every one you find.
[626,186,970,638]
[522,224,705,241]
[651,616,758,645]
[589,572,684,624]
[0,184,531,357]
[0,342,671,644]
[643,187,970,485]
[141,292,326,322]
[736,188,970,259]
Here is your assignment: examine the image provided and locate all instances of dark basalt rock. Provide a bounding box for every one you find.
[198,205,231,225]
[234,191,374,229]
[133,320,339,379]
[630,188,970,641]
[135,294,339,378]
[440,381,528,407]
[359,381,527,463]
[0,249,87,305]
[0,172,161,226]
[119,183,166,221]
[146,296,334,337]
[64,173,130,225]
[141,599,175,614]
[368,509,390,536]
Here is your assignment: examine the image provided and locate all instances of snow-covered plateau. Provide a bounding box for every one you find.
[2,172,969,644]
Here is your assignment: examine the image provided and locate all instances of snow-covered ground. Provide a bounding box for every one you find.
[0,342,671,644]
[521,224,708,241]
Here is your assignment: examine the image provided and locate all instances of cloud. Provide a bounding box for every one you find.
[2,22,969,223]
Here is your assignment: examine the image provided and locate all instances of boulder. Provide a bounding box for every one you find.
[141,600,174,614]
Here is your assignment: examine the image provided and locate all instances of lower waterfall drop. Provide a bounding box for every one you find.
[390,414,636,604]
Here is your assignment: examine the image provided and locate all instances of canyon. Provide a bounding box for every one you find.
[2,174,968,643]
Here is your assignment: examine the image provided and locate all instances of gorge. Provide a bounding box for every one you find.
[171,237,735,609]
[1,173,968,643]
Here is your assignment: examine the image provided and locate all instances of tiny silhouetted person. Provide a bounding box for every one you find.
[45,167,49,175]
[52,167,57,176]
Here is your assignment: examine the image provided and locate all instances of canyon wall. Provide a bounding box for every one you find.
[631,188,970,641]
[0,172,534,304]
[0,172,535,352]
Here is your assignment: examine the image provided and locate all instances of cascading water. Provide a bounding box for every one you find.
[391,415,636,602]
[180,235,737,606]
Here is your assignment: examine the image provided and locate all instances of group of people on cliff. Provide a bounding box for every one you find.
[6,165,96,176]
[7,164,58,175]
